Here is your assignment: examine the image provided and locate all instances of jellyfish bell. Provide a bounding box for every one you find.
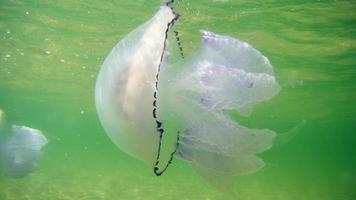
[95,2,281,183]
[0,110,48,178]
[2,125,48,178]
[95,5,178,168]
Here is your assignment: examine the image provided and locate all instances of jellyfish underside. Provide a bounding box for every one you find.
[95,5,280,186]
[157,30,280,183]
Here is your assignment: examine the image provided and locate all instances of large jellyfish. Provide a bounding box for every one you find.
[95,2,280,183]
[0,109,48,178]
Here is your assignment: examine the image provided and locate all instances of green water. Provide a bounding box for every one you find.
[0,0,355,199]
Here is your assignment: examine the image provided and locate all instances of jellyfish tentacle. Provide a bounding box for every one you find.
[157,30,280,187]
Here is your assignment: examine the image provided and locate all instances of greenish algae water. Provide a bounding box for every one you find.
[0,0,355,199]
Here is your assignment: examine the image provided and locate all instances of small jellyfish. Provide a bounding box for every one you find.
[95,2,280,186]
[0,110,48,178]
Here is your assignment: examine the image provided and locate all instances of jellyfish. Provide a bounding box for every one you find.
[0,109,48,178]
[95,2,280,184]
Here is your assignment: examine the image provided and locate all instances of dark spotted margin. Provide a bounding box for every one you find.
[152,0,182,176]
[174,31,184,58]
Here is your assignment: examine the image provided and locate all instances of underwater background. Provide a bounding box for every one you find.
[0,0,355,199]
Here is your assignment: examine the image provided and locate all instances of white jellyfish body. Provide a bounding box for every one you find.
[0,111,48,178]
[95,5,177,166]
[95,4,280,181]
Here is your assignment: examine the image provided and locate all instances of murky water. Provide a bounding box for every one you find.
[0,0,355,199]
